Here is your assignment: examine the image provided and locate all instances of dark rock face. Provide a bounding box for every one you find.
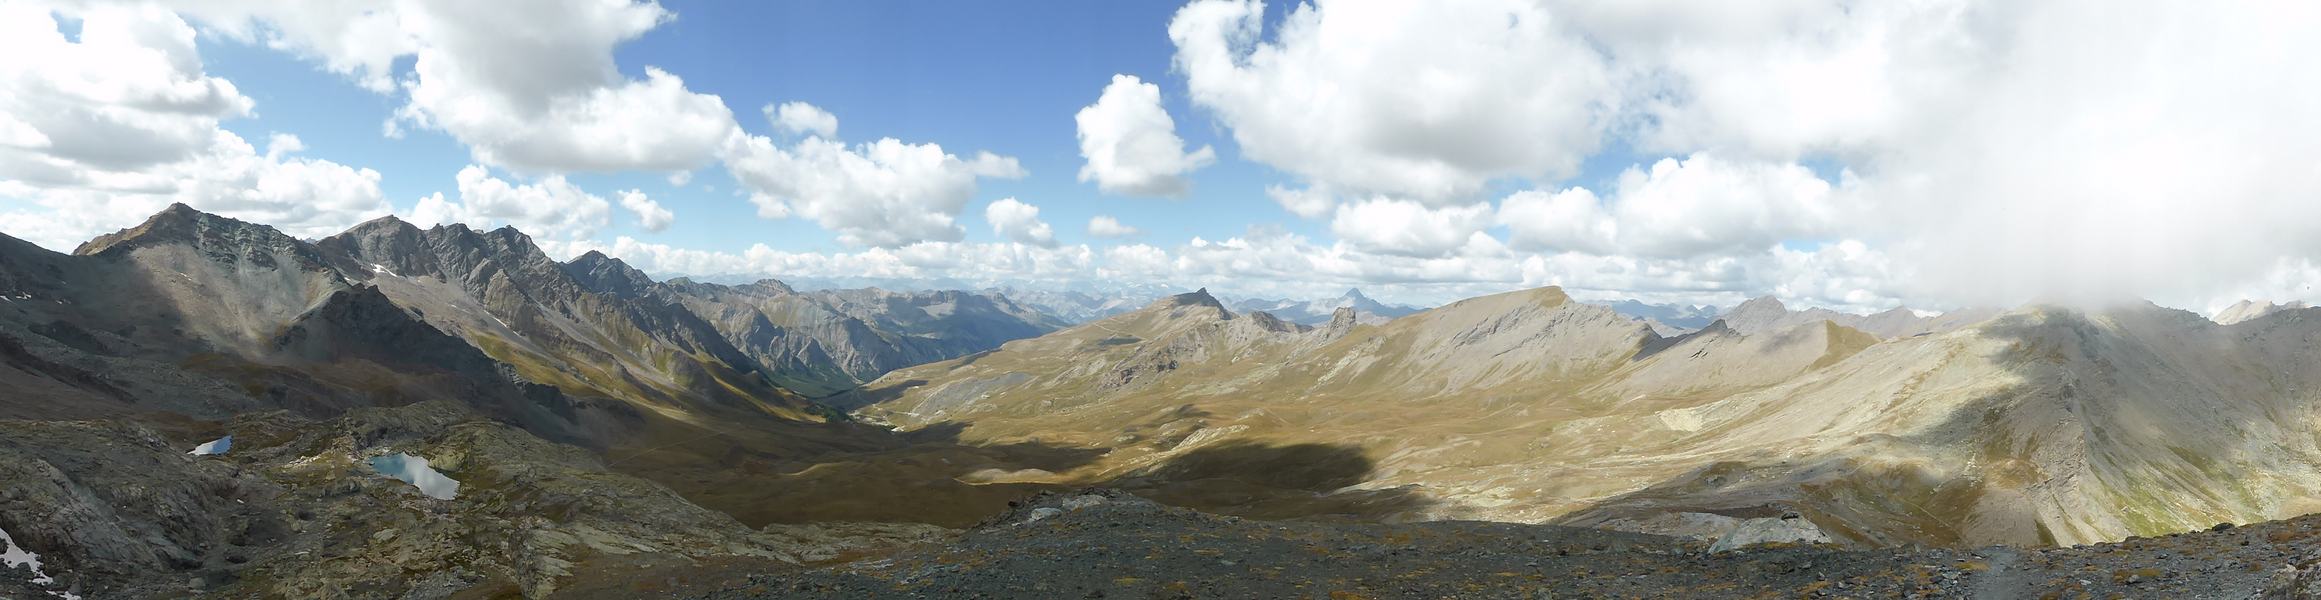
[317,217,802,419]
[563,250,657,299]
[659,278,1067,397]
[76,203,335,276]
[266,285,625,445]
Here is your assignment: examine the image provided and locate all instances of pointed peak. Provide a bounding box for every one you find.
[749,278,796,294]
[1166,287,1223,308]
[562,250,655,296]
[1724,296,1790,321]
[1341,287,1370,300]
[565,250,642,277]
[359,213,407,226]
[564,249,642,276]
[76,203,272,256]
[484,225,534,245]
[337,213,421,238]
[1138,287,1229,317]
[1869,305,1914,317]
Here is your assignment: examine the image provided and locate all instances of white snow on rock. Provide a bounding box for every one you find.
[188,435,232,456]
[2,526,80,598]
[1708,515,1833,553]
[368,453,460,500]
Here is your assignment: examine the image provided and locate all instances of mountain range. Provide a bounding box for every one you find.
[1718,295,2002,339]
[11,205,2321,597]
[1605,299,1723,333]
[981,286,1157,324]
[847,285,2321,550]
[1222,288,1423,325]
[0,205,1081,597]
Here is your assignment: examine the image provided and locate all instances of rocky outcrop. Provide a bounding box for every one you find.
[0,402,947,598]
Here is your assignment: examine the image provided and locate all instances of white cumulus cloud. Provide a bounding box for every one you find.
[722,111,1026,247]
[1075,74,1214,197]
[176,0,738,174]
[0,6,387,249]
[985,198,1057,247]
[618,189,673,232]
[769,101,838,138]
[1330,198,1494,258]
[408,166,612,241]
[1086,215,1141,239]
[1498,154,1844,259]
[1168,0,1615,204]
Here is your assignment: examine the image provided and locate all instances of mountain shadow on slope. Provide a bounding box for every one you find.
[604,418,1108,529]
[1110,440,1442,522]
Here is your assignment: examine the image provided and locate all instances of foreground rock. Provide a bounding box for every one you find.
[694,490,2320,600]
[0,402,944,599]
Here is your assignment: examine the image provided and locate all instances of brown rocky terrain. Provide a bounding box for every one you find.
[684,489,2321,600]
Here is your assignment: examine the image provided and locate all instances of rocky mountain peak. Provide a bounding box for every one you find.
[73,203,223,255]
[348,214,420,236]
[748,278,798,294]
[1162,288,1225,310]
[564,251,656,298]
[73,204,328,272]
[1728,295,1787,316]
[318,214,430,275]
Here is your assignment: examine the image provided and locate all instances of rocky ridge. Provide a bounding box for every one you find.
[851,286,2321,550]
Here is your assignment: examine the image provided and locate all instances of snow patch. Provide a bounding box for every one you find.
[1910,308,1943,319]
[1,526,78,599]
[188,435,232,456]
[369,453,460,500]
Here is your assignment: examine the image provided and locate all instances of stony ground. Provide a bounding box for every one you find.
[681,489,2321,600]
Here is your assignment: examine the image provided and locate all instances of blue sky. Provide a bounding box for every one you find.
[5,1,2319,313]
[203,1,1341,255]
[182,0,1678,257]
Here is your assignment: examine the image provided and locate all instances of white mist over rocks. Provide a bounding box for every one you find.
[1823,1,2321,311]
